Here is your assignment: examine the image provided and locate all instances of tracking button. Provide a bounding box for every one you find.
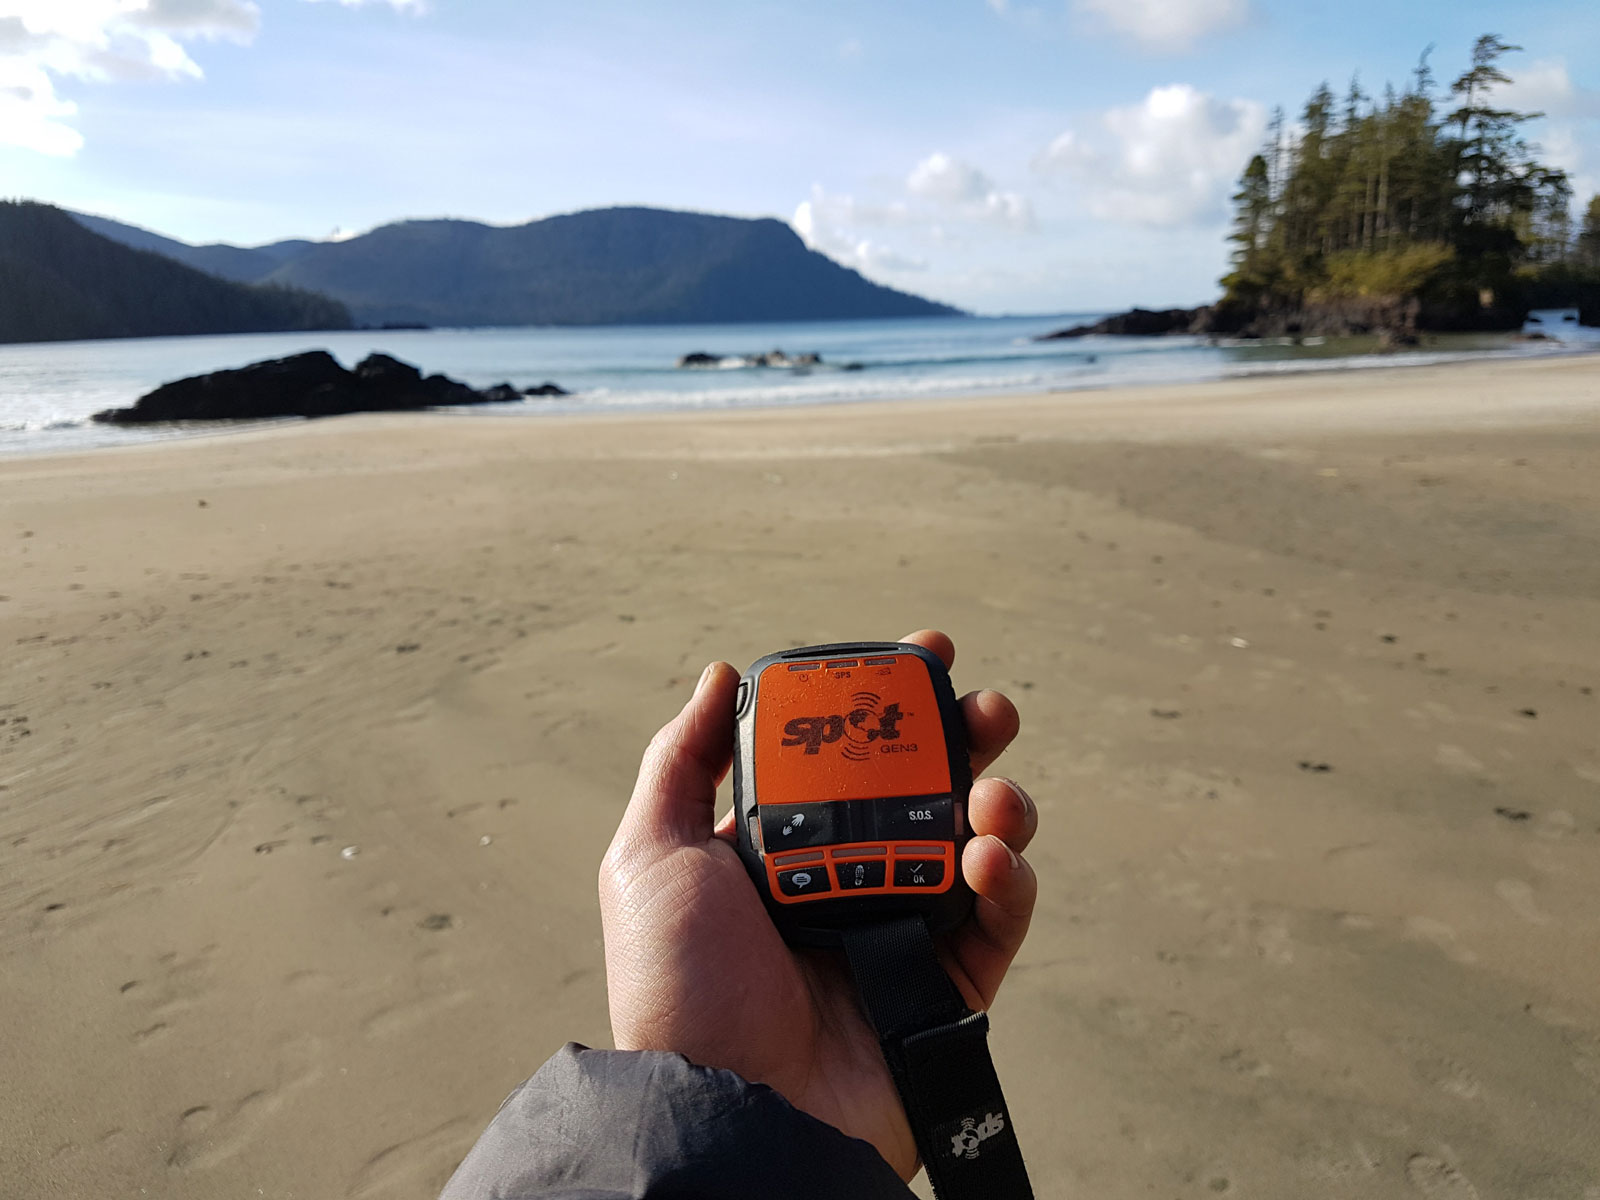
[894,859,945,888]
[761,802,845,850]
[873,796,953,841]
[777,867,830,897]
[834,859,886,890]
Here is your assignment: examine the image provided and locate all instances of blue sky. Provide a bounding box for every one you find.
[3,0,1598,313]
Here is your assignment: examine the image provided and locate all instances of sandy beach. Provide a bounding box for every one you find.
[3,354,1599,1199]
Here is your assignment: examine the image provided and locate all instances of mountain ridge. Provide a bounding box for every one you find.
[1,202,353,345]
[69,205,964,327]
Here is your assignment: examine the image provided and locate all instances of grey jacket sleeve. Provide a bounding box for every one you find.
[439,1043,915,1200]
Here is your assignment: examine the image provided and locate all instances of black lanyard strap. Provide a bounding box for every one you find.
[840,916,1034,1200]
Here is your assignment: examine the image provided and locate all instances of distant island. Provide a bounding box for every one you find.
[0,202,352,345]
[69,206,963,330]
[1043,36,1600,342]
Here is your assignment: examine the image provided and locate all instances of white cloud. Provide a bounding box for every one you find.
[1491,58,1600,121]
[792,193,927,274]
[908,151,991,203]
[907,152,1035,230]
[302,0,426,9]
[1038,84,1266,227]
[1073,0,1250,53]
[0,0,259,155]
[0,0,427,157]
[0,56,81,155]
[796,183,912,231]
[1487,60,1600,206]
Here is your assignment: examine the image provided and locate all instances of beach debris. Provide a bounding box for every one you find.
[479,835,493,847]
[1494,807,1532,822]
[418,913,454,931]
[395,643,420,654]
[254,840,287,855]
[1297,761,1333,773]
[340,845,360,859]
[1518,708,1538,719]
[1150,708,1182,719]
[1229,637,1250,649]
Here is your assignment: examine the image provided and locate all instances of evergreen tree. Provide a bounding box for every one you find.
[1229,155,1272,275]
[1578,195,1600,269]
[1219,35,1571,328]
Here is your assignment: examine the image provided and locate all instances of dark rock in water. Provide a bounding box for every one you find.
[1512,331,1553,342]
[480,383,524,403]
[1527,314,1543,324]
[677,348,824,368]
[842,362,865,371]
[523,382,569,397]
[1563,312,1578,322]
[92,350,525,424]
[1037,307,1204,339]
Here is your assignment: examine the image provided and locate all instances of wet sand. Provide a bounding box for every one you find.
[2,354,1598,1198]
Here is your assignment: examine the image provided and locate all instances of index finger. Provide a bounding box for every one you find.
[898,630,1019,777]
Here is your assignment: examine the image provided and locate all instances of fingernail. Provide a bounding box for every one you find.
[694,662,716,695]
[1002,838,1020,869]
[998,777,1034,819]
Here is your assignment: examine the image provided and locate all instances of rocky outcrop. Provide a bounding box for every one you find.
[677,348,824,368]
[1037,308,1206,339]
[1039,294,1529,342]
[523,382,569,397]
[92,351,549,424]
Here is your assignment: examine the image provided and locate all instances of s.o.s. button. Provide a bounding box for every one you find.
[874,796,953,840]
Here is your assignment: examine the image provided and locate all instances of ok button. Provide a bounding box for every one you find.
[760,802,842,850]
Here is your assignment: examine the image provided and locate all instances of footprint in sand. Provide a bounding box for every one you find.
[1405,1041,1482,1100]
[1402,916,1478,965]
[1494,879,1550,925]
[1405,1154,1481,1199]
[346,1117,478,1199]
[361,989,473,1039]
[166,1035,323,1171]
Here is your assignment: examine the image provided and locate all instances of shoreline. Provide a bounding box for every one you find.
[2,327,1596,463]
[4,354,1598,1198]
[3,347,1600,473]
[3,352,1598,478]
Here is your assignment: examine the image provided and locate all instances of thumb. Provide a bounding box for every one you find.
[617,661,740,851]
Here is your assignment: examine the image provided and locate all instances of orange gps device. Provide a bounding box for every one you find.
[733,641,974,945]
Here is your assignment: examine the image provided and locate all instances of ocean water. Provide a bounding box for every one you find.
[2,311,1596,459]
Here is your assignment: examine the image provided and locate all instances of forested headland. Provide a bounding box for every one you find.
[1216,35,1598,336]
[0,202,352,345]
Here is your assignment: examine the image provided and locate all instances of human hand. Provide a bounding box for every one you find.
[598,630,1037,1180]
